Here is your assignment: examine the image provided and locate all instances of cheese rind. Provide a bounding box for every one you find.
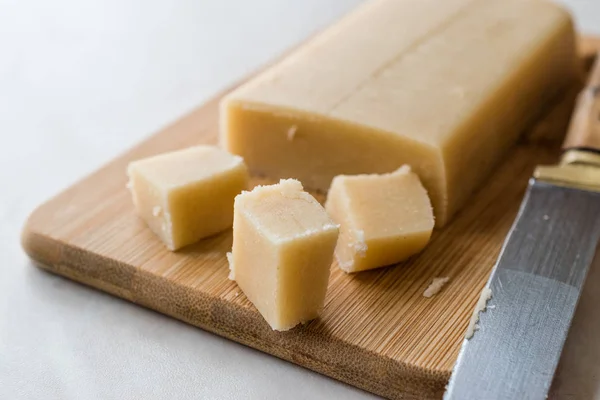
[220,0,578,226]
[229,179,339,331]
[325,167,434,273]
[127,146,248,250]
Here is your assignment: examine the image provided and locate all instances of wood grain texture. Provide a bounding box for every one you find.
[22,37,599,400]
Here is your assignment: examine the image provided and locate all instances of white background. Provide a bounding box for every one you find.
[1,1,599,399]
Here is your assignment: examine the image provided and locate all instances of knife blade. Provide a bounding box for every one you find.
[444,53,600,400]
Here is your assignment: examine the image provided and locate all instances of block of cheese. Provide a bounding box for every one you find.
[325,166,434,273]
[220,0,578,226]
[228,179,339,331]
[127,146,248,251]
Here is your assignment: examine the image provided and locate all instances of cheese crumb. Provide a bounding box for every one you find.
[287,125,298,141]
[465,287,493,339]
[543,214,549,221]
[152,206,162,217]
[226,252,235,280]
[423,277,450,298]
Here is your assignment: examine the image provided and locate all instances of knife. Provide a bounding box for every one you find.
[444,54,600,400]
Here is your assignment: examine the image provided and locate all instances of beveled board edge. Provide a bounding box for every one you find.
[22,214,445,400]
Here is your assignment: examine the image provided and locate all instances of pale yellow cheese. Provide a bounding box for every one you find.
[228,179,338,331]
[127,146,248,251]
[423,277,450,298]
[220,0,578,226]
[465,287,493,339]
[222,0,476,113]
[325,166,434,273]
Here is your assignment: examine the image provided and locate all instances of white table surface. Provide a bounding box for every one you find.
[1,1,599,399]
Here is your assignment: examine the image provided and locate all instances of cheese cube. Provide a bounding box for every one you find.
[127,146,248,250]
[220,0,578,226]
[229,179,339,331]
[325,166,434,273]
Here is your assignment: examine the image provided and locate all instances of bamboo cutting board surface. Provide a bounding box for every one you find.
[22,37,599,400]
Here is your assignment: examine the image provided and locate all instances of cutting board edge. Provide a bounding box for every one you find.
[21,228,448,400]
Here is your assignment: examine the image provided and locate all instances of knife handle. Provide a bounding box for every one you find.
[562,52,600,153]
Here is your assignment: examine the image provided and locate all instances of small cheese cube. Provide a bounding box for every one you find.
[325,166,434,273]
[127,146,248,250]
[229,179,339,331]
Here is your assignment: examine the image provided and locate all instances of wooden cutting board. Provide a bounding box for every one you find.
[22,37,599,400]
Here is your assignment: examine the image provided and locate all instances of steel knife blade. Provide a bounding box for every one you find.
[444,53,600,400]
